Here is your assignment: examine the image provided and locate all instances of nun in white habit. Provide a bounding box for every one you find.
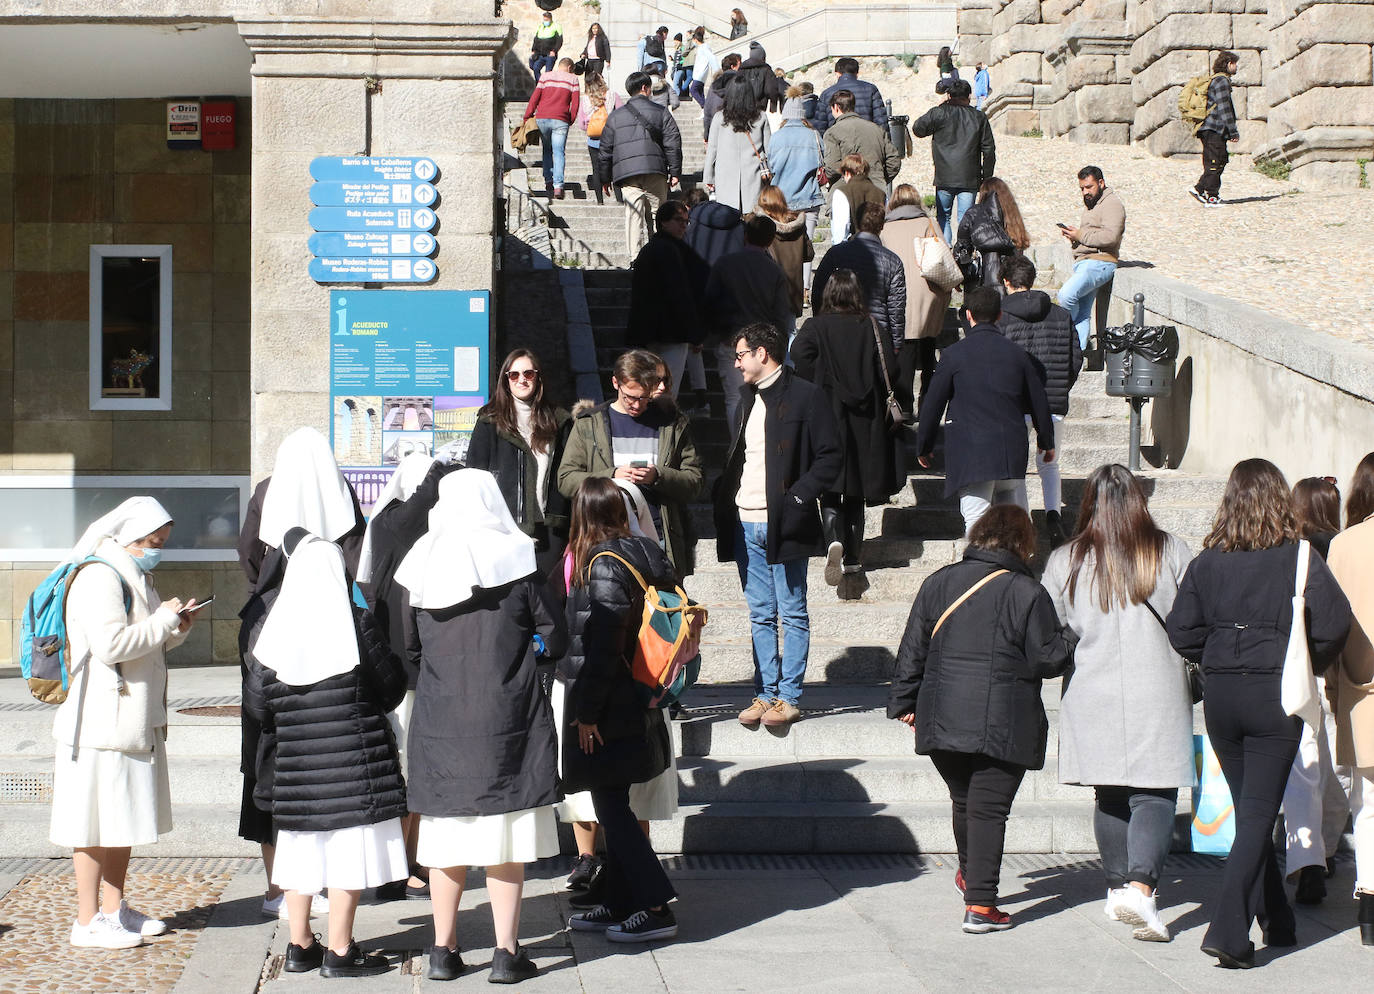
[245,535,408,977]
[51,497,196,949]
[395,469,567,983]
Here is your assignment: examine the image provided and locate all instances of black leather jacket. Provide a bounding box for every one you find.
[911,101,996,191]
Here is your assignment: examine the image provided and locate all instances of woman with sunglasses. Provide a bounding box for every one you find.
[466,349,573,573]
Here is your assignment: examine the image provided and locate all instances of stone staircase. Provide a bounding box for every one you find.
[495,98,1227,853]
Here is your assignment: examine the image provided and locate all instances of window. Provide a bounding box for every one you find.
[89,245,173,411]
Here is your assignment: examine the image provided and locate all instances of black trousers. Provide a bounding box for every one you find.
[590,785,677,917]
[584,58,605,78]
[930,750,1027,906]
[1201,672,1301,956]
[1196,130,1229,197]
[820,493,865,565]
[897,339,937,415]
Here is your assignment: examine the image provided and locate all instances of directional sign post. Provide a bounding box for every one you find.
[309,156,441,283]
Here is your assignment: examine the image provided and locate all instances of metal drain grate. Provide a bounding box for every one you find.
[0,770,53,803]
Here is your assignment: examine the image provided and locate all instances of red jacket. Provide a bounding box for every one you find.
[523,70,580,124]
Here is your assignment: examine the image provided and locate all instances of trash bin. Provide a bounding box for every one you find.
[886,101,909,158]
[1103,294,1178,398]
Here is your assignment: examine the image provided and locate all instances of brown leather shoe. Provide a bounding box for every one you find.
[761,699,801,727]
[738,697,771,725]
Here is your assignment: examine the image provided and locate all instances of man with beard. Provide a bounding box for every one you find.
[1056,165,1126,351]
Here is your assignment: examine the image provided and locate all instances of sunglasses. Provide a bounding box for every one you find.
[506,369,538,382]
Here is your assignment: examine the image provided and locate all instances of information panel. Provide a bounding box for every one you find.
[330,290,489,514]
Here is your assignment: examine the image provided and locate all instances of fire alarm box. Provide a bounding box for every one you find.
[201,101,237,152]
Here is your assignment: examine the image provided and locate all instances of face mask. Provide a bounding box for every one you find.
[132,548,162,572]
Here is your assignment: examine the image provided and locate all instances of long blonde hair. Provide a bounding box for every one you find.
[584,71,609,109]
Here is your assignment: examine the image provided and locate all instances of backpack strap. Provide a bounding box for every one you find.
[932,569,1009,637]
[588,550,650,593]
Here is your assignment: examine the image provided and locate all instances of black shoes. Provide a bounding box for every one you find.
[1045,510,1066,548]
[1201,942,1255,969]
[284,938,324,973]
[426,944,465,981]
[405,879,431,900]
[1295,864,1326,905]
[374,879,407,902]
[566,853,603,892]
[320,941,391,978]
[489,943,538,984]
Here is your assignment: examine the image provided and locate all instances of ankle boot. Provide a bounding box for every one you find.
[1359,892,1374,946]
[821,507,842,586]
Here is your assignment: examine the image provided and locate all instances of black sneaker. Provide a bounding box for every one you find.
[426,944,465,981]
[1295,864,1326,905]
[606,906,678,943]
[320,942,391,978]
[1045,510,1066,549]
[568,904,619,932]
[284,938,324,973]
[488,943,537,984]
[565,853,602,891]
[567,875,607,909]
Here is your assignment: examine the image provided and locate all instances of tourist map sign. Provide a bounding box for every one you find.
[309,155,440,283]
[329,290,489,514]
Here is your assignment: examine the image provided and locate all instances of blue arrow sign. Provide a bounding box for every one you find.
[310,206,437,232]
[310,256,438,283]
[310,181,438,207]
[310,156,439,183]
[308,231,437,257]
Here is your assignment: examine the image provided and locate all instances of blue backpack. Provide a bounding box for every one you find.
[20,558,132,705]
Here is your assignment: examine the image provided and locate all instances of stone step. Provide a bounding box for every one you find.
[686,561,940,603]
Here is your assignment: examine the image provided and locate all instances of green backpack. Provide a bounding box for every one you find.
[1178,73,1221,131]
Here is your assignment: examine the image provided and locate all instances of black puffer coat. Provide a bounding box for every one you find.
[888,547,1076,769]
[600,95,683,184]
[245,608,408,832]
[464,411,572,549]
[407,576,567,817]
[684,200,745,267]
[954,192,1015,290]
[997,291,1082,416]
[558,536,675,792]
[1167,542,1350,677]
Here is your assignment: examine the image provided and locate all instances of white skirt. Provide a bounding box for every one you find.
[50,738,172,849]
[272,818,408,893]
[386,689,416,782]
[417,806,559,867]
[550,681,679,823]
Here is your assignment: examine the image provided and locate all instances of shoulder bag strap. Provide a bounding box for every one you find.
[746,131,769,172]
[870,316,896,397]
[588,550,650,593]
[932,569,1009,637]
[623,100,662,146]
[1142,599,1167,631]
[1294,539,1310,598]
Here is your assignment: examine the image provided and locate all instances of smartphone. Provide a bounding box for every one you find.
[180,596,214,615]
[629,459,649,468]
[1055,222,1070,229]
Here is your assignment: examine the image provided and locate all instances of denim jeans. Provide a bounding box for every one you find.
[1057,258,1116,350]
[535,118,569,190]
[734,519,810,706]
[528,54,555,81]
[935,188,976,244]
[672,67,689,96]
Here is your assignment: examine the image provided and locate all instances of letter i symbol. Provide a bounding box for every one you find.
[335,297,349,336]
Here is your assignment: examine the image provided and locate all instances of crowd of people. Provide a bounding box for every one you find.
[38,45,1374,985]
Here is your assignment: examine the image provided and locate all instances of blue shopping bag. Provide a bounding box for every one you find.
[1192,734,1236,855]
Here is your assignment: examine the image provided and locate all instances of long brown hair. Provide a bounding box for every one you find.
[1292,477,1341,538]
[978,177,1029,250]
[755,185,798,224]
[478,348,559,454]
[1347,452,1374,528]
[1204,458,1298,552]
[567,477,630,587]
[1066,464,1167,610]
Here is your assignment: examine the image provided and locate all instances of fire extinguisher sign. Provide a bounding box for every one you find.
[166,101,202,150]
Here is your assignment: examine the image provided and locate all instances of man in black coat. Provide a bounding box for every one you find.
[915,286,1055,536]
[911,78,996,242]
[811,202,907,354]
[702,54,741,133]
[736,41,783,114]
[997,256,1082,546]
[713,322,841,729]
[627,200,710,394]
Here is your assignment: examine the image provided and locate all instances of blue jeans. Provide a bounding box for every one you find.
[1057,258,1117,350]
[734,519,810,706]
[935,188,976,244]
[536,118,569,190]
[673,67,689,95]
[528,54,554,81]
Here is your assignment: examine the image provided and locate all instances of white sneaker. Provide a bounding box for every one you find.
[824,541,844,586]
[310,893,329,915]
[261,893,285,919]
[1103,887,1128,921]
[70,912,144,949]
[1114,886,1171,942]
[117,901,167,937]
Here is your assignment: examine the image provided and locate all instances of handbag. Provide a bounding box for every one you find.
[573,57,587,75]
[746,132,772,184]
[870,317,906,431]
[1143,600,1203,705]
[813,131,829,187]
[1281,539,1322,728]
[916,234,962,292]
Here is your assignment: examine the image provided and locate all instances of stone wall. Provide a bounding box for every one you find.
[1256,0,1374,188]
[962,0,1374,188]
